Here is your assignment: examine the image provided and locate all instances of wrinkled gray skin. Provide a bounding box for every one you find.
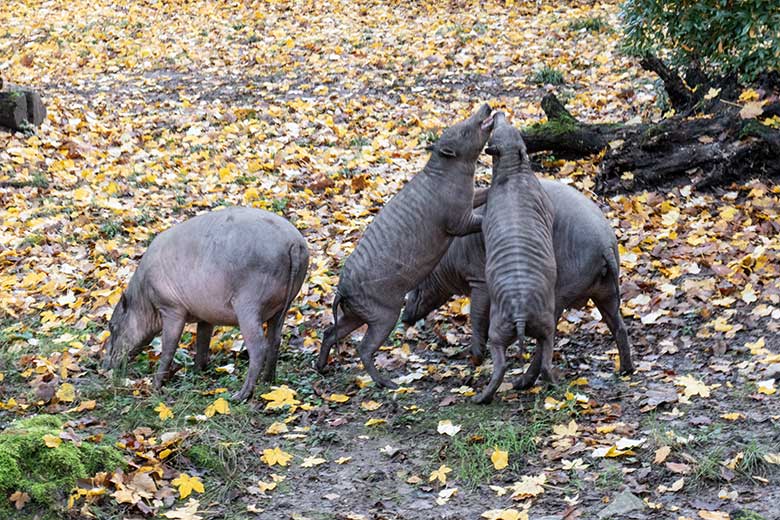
[473,112,558,404]
[317,104,495,388]
[103,207,309,402]
[402,180,634,381]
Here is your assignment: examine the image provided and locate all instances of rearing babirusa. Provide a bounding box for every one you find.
[474,112,558,404]
[317,104,495,388]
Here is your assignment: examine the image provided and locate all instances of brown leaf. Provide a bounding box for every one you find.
[20,53,34,67]
[9,491,30,510]
[666,462,692,474]
[351,174,369,192]
[654,446,671,464]
[739,101,765,119]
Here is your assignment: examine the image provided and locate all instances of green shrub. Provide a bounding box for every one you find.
[622,0,780,81]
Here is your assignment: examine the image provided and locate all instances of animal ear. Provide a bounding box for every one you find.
[485,145,499,156]
[438,146,457,158]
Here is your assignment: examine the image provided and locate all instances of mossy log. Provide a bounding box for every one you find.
[519,93,780,193]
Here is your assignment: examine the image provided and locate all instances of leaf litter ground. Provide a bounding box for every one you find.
[0,1,778,519]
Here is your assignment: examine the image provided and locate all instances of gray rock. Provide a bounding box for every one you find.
[597,490,646,518]
[0,91,28,130]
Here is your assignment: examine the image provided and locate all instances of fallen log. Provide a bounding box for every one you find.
[518,93,780,193]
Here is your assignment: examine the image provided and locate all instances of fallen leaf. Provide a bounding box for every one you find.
[429,464,451,485]
[171,473,205,499]
[654,446,671,464]
[437,419,461,436]
[300,456,327,468]
[326,393,350,403]
[43,434,62,448]
[163,499,203,520]
[155,402,174,421]
[491,447,509,470]
[9,491,30,510]
[261,447,293,467]
[56,383,76,402]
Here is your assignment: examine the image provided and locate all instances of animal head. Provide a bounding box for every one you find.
[484,112,529,166]
[102,292,154,369]
[427,103,494,163]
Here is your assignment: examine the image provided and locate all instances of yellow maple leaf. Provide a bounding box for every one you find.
[335,457,351,464]
[364,418,386,427]
[300,456,327,468]
[326,393,350,403]
[429,464,451,485]
[510,473,546,500]
[257,480,277,493]
[491,447,509,470]
[204,398,230,417]
[261,447,293,467]
[360,400,382,411]
[676,374,712,399]
[482,509,528,520]
[42,434,62,448]
[171,473,205,499]
[739,88,760,102]
[720,412,744,421]
[56,383,76,403]
[155,403,174,421]
[261,385,300,410]
[266,422,289,435]
[552,420,578,437]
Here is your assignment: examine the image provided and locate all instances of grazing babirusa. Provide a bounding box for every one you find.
[102,207,309,402]
[317,104,495,387]
[474,112,557,404]
[402,179,634,378]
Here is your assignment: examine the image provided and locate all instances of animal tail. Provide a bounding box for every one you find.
[284,242,308,311]
[512,315,540,390]
[603,244,622,299]
[331,291,342,348]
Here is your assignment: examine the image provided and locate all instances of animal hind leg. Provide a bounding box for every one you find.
[261,307,288,383]
[316,308,364,372]
[468,283,490,365]
[232,307,270,402]
[473,311,515,404]
[356,308,401,389]
[194,322,214,372]
[595,295,634,374]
